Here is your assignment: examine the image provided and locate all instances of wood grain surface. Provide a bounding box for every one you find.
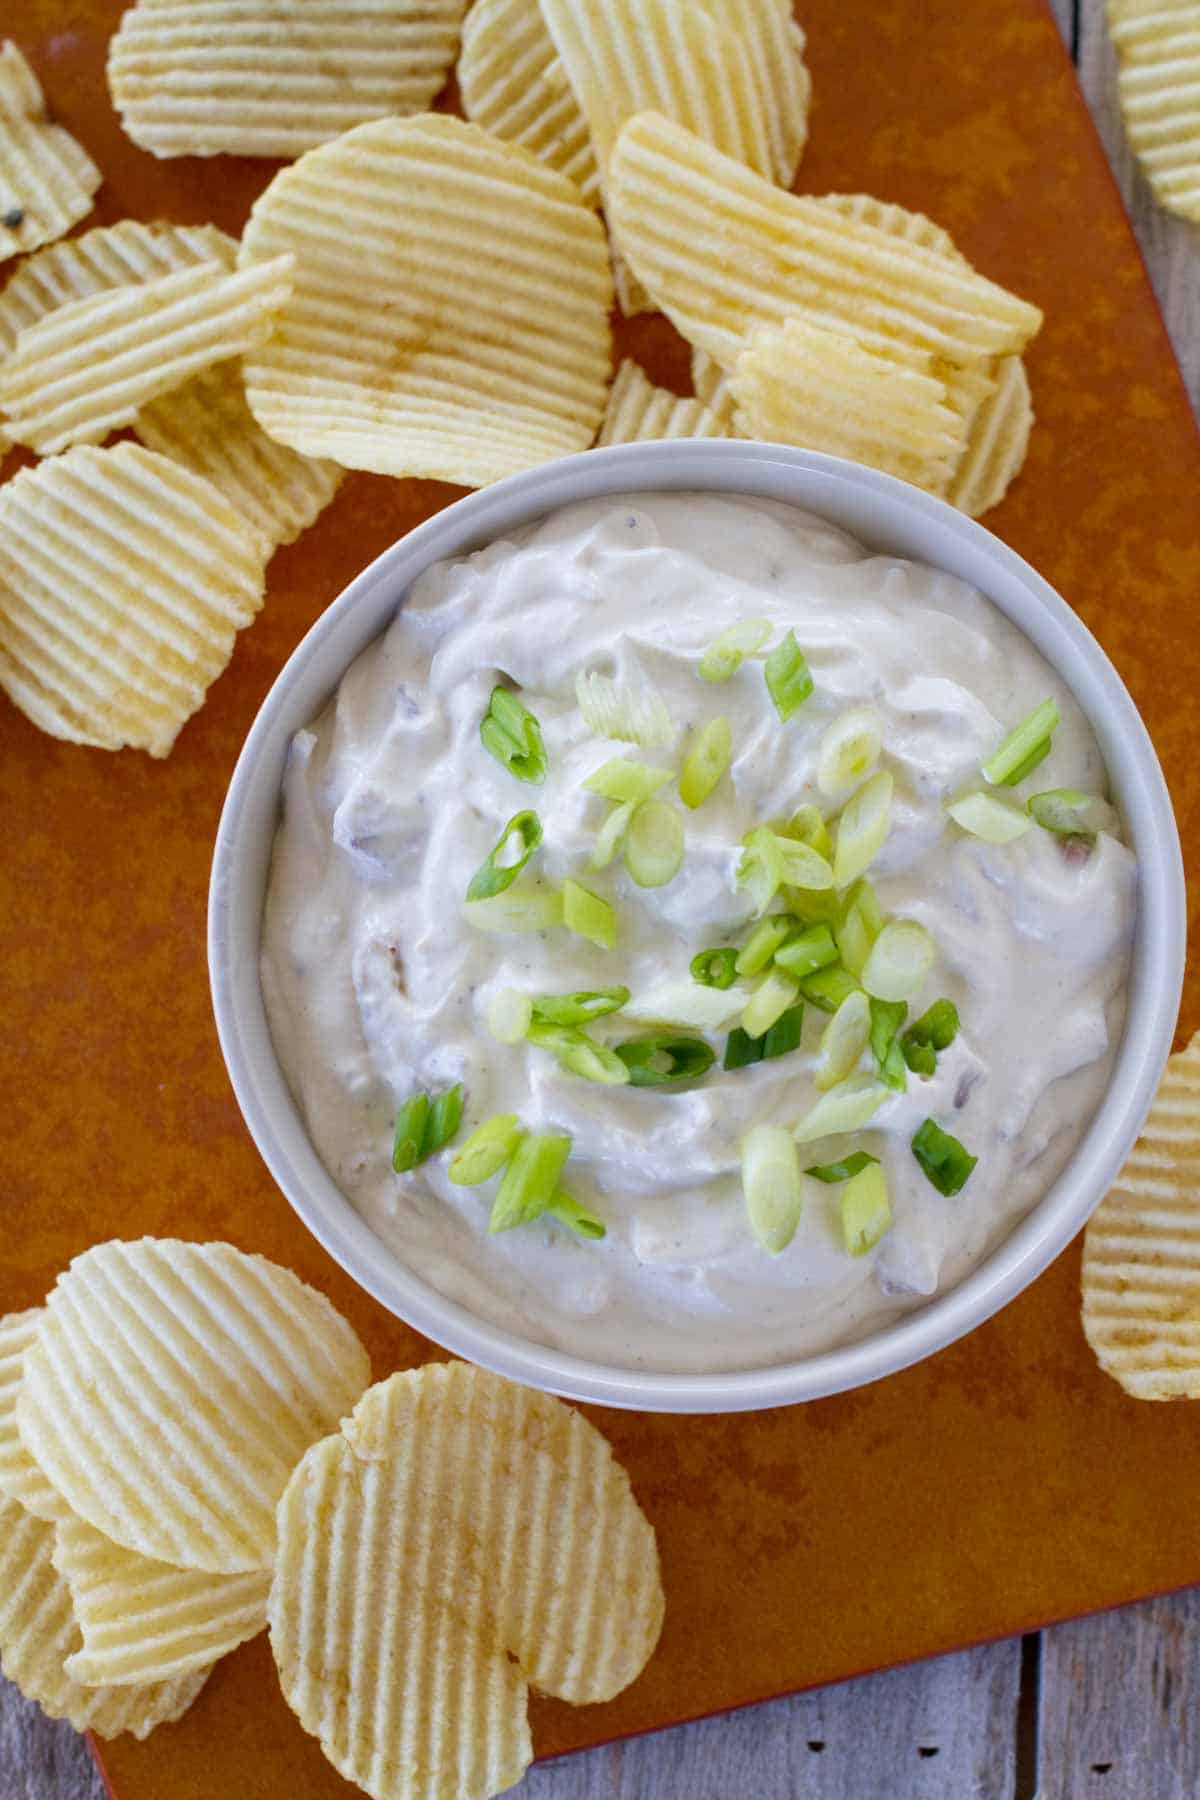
[4,0,1199,1795]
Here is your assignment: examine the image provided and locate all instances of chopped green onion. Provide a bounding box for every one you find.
[527,1022,630,1084]
[562,878,615,950]
[834,879,882,979]
[698,619,771,682]
[736,914,797,978]
[814,989,871,1090]
[691,946,739,989]
[448,1114,524,1185]
[463,885,563,935]
[947,792,1032,843]
[869,997,908,1091]
[391,1082,463,1173]
[584,758,673,803]
[764,629,814,722]
[590,799,636,869]
[832,770,893,889]
[773,923,838,981]
[737,826,786,914]
[780,804,830,858]
[489,1132,572,1232]
[742,967,801,1039]
[1028,789,1118,837]
[547,1191,606,1240]
[623,799,684,888]
[480,687,547,784]
[861,919,934,1003]
[903,1040,937,1077]
[911,1118,977,1196]
[724,1027,763,1070]
[486,988,533,1044]
[793,1074,889,1144]
[901,999,959,1077]
[741,1125,803,1254]
[763,1003,804,1061]
[798,963,861,1014]
[777,836,835,891]
[980,698,1060,786]
[817,707,883,796]
[623,978,746,1032]
[531,986,630,1026]
[680,716,732,809]
[840,1161,893,1256]
[575,670,673,747]
[786,886,842,926]
[426,1085,463,1154]
[805,1151,879,1184]
[614,1035,715,1086]
[465,810,543,902]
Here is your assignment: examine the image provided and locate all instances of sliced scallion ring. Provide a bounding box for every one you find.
[622,977,747,1032]
[735,913,796,979]
[575,670,673,748]
[798,964,862,1014]
[463,885,563,935]
[777,835,835,891]
[764,629,814,722]
[737,825,786,914]
[817,707,883,796]
[980,698,1060,786]
[911,1118,977,1196]
[480,687,547,784]
[814,989,871,1091]
[1028,789,1117,837]
[698,619,771,682]
[947,792,1032,843]
[547,1190,606,1239]
[562,878,616,950]
[614,1034,716,1087]
[861,919,934,1003]
[465,810,543,902]
[832,770,893,889]
[840,1161,893,1256]
[741,1124,803,1254]
[527,1022,630,1085]
[742,967,801,1039]
[805,1150,879,1184]
[489,1131,572,1232]
[868,997,908,1091]
[834,879,882,978]
[590,799,636,869]
[447,1114,524,1185]
[584,757,673,803]
[779,803,830,858]
[530,986,630,1026]
[691,946,739,989]
[793,1074,889,1144]
[486,988,533,1044]
[391,1083,463,1173]
[623,799,684,888]
[901,998,959,1075]
[679,716,732,809]
[773,923,839,981]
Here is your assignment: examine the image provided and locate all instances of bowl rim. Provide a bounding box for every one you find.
[208,440,1185,1413]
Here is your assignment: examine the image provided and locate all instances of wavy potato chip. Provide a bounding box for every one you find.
[1108,0,1200,222]
[0,1495,209,1737]
[271,1362,664,1800]
[109,0,467,159]
[239,114,612,485]
[597,358,731,445]
[458,0,599,204]
[0,253,293,455]
[815,192,963,262]
[0,1309,68,1524]
[690,346,736,425]
[0,41,101,263]
[1082,1033,1200,1398]
[18,1238,370,1570]
[0,443,267,756]
[946,353,1033,517]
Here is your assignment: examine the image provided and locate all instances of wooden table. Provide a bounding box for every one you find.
[5,1,1198,1795]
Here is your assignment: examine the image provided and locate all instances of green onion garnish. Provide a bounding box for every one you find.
[530,987,630,1026]
[778,836,835,891]
[805,1151,879,1183]
[724,1026,762,1070]
[698,619,771,682]
[447,1114,523,1185]
[562,878,615,950]
[527,1022,630,1085]
[741,1124,803,1253]
[489,1132,572,1232]
[1028,789,1117,838]
[584,757,673,803]
[901,999,959,1076]
[797,963,861,1014]
[480,687,547,784]
[486,988,533,1044]
[623,799,684,888]
[840,1160,893,1257]
[736,913,796,979]
[614,1035,715,1086]
[773,922,839,981]
[679,716,732,809]
[779,803,830,858]
[868,997,908,1091]
[911,1118,977,1196]
[817,707,883,797]
[861,919,934,1003]
[902,1040,936,1077]
[590,799,636,869]
[764,629,814,723]
[691,946,739,989]
[547,1191,607,1239]
[465,810,543,902]
[814,989,871,1090]
[762,1002,804,1061]
[832,769,893,890]
[834,878,883,978]
[947,792,1031,843]
[742,967,801,1039]
[463,885,563,934]
[575,670,673,747]
[980,698,1060,787]
[738,826,832,915]
[792,1074,889,1144]
[391,1082,463,1173]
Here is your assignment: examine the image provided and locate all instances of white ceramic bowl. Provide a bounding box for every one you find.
[209,441,1185,1414]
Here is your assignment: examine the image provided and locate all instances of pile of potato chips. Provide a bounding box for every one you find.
[1,1236,664,1799]
[1107,0,1200,224]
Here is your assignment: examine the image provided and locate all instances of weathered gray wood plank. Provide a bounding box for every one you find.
[0,1676,104,1800]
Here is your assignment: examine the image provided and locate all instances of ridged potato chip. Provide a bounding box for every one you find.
[108,0,468,159]
[1082,1033,1200,1398]
[239,114,612,485]
[0,1495,209,1737]
[597,358,731,445]
[18,1238,371,1572]
[815,192,963,262]
[0,1309,68,1523]
[54,1512,270,1687]
[946,354,1033,517]
[0,41,101,263]
[732,317,966,491]
[271,1362,664,1800]
[0,253,293,455]
[690,346,736,425]
[608,112,1043,372]
[1108,0,1200,222]
[458,0,599,205]
[0,443,267,756]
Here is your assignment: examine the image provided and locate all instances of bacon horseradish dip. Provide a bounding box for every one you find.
[261,494,1136,1375]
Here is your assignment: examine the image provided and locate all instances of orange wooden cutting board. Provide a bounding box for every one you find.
[3,2,1199,1794]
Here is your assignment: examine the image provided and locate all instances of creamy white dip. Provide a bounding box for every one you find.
[261,493,1136,1374]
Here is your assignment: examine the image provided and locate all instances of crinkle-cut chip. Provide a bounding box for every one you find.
[54,1513,270,1687]
[946,354,1032,517]
[611,247,652,318]
[239,114,612,486]
[1082,1032,1200,1398]
[0,42,101,263]
[134,362,343,557]
[608,113,1043,373]
[0,1496,209,1737]
[459,0,599,205]
[270,1362,664,1800]
[0,1308,68,1523]
[731,318,966,492]
[0,444,267,757]
[108,0,468,160]
[17,1237,371,1572]
[815,192,965,263]
[597,358,731,445]
[0,219,237,352]
[1108,0,1200,222]
[0,254,294,455]
[690,346,736,425]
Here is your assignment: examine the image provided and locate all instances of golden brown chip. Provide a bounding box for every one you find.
[270,1362,664,1800]
[0,443,267,757]
[17,1237,371,1571]
[0,253,293,455]
[946,353,1033,517]
[1082,1033,1200,1398]
[1108,0,1200,222]
[0,1495,209,1737]
[597,358,731,445]
[0,41,101,263]
[608,112,1043,373]
[108,0,468,159]
[239,114,612,485]
[0,1308,68,1523]
[458,0,599,205]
